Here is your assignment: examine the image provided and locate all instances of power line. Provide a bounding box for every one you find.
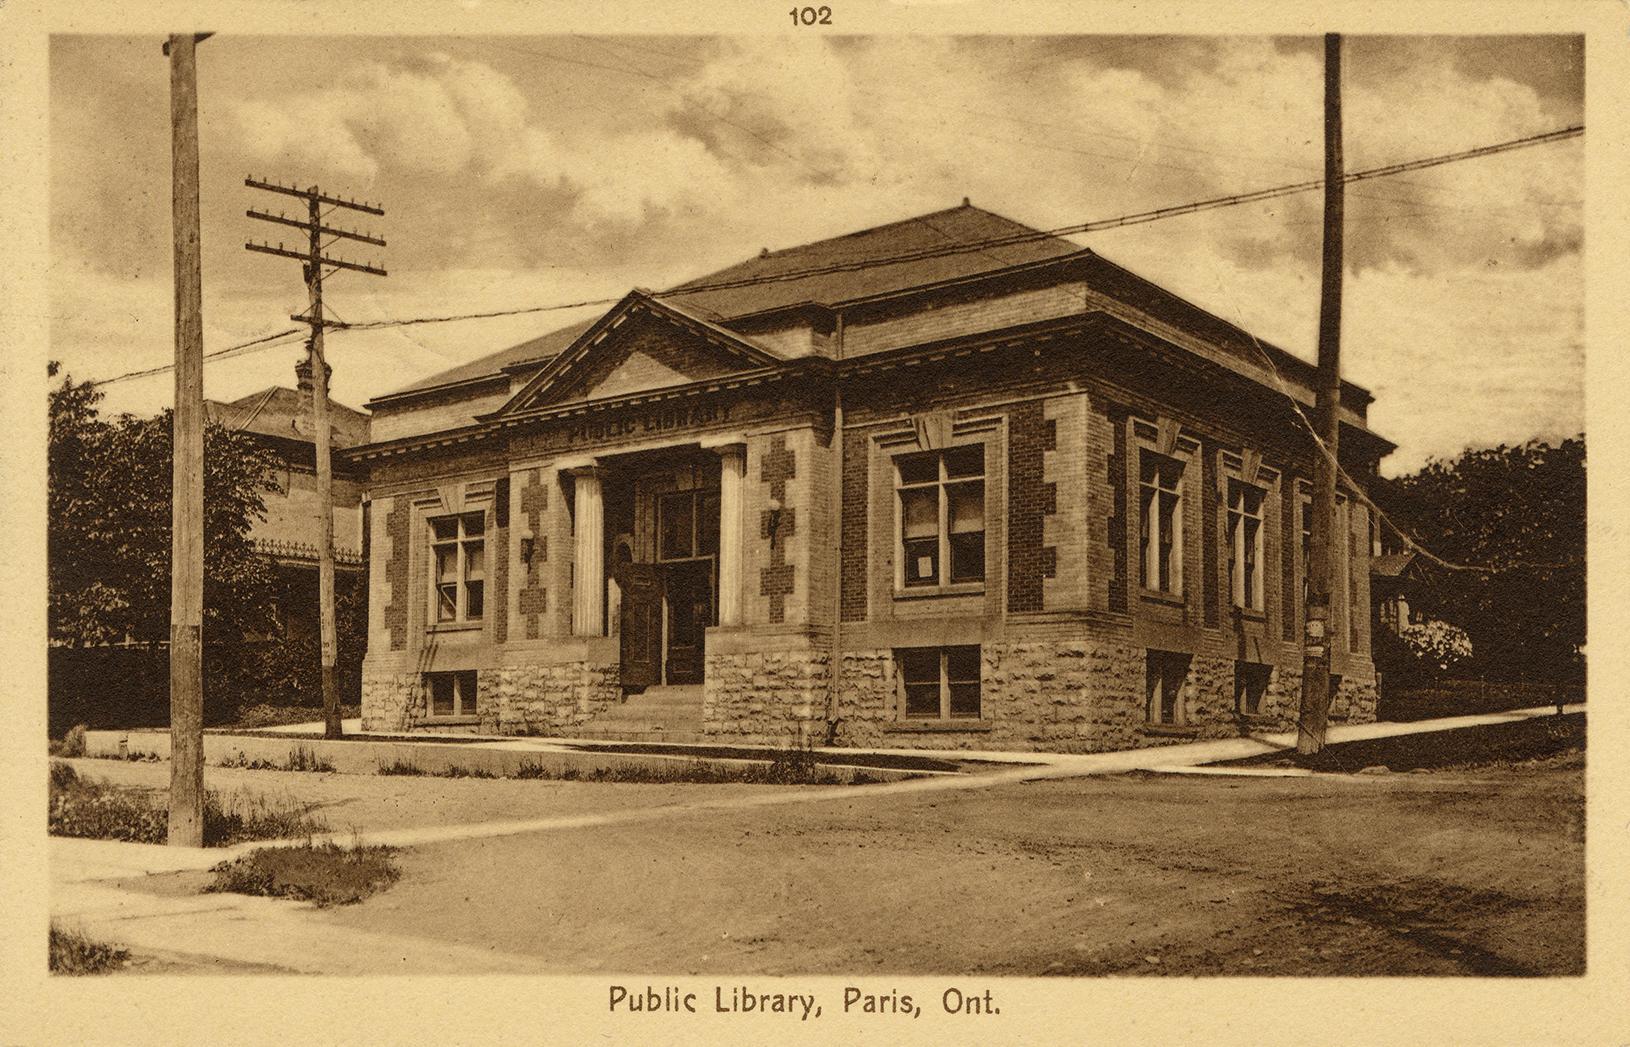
[87,327,307,387]
[334,124,1581,334]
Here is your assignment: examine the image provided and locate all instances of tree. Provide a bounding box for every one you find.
[48,364,282,685]
[1378,437,1585,682]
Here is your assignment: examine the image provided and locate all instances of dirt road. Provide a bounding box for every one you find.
[288,753,1581,976]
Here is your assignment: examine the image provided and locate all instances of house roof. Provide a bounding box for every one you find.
[1371,551,1419,579]
[377,203,1080,404]
[206,385,370,448]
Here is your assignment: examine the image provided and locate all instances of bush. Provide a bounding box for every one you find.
[376,758,426,776]
[206,841,400,907]
[50,724,88,758]
[217,745,336,773]
[49,924,128,975]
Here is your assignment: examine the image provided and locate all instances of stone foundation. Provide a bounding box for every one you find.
[832,637,1376,753]
[487,661,621,734]
[361,671,428,733]
[703,633,829,745]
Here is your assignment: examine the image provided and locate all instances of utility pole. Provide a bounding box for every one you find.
[245,180,385,739]
[164,31,212,847]
[1297,32,1345,756]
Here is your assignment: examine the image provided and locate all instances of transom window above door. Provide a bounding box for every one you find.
[659,489,720,562]
[896,444,986,589]
[430,511,485,624]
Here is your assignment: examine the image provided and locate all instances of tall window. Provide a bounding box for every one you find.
[898,646,981,720]
[897,444,985,588]
[426,670,478,719]
[1145,650,1190,725]
[431,511,486,623]
[659,489,720,562]
[1228,480,1266,610]
[1139,452,1183,593]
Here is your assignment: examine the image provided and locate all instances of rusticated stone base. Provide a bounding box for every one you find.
[831,638,1378,754]
[487,661,621,734]
[361,671,427,733]
[703,637,829,746]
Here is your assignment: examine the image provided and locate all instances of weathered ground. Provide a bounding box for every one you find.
[94,750,1584,977]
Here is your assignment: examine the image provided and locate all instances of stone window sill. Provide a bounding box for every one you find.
[1229,607,1267,623]
[420,717,480,727]
[1142,723,1201,739]
[894,582,986,601]
[427,622,483,634]
[1235,712,1274,725]
[1139,589,1186,608]
[886,719,994,733]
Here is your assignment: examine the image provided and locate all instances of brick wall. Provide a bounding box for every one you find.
[1201,441,1220,628]
[1006,400,1056,612]
[839,427,870,623]
[1042,394,1089,611]
[758,433,798,625]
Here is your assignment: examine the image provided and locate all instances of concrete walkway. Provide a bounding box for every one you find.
[50,703,1581,974]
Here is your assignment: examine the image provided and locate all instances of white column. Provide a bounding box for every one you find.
[571,468,605,636]
[715,444,746,627]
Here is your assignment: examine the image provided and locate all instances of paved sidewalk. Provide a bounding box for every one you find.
[50,703,1580,973]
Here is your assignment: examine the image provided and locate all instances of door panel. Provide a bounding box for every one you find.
[618,564,663,690]
[664,560,713,685]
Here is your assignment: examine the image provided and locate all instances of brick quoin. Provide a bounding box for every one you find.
[839,428,869,622]
[1007,402,1056,613]
[493,478,510,644]
[760,434,797,624]
[384,499,411,650]
[519,468,549,640]
[1107,404,1130,614]
[1202,441,1220,628]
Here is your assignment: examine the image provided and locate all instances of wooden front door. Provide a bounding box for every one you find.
[664,559,714,685]
[618,563,664,690]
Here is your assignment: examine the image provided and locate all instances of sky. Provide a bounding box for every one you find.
[48,33,1583,475]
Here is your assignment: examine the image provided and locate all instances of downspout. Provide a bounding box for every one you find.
[825,310,845,745]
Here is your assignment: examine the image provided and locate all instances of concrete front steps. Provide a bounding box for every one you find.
[570,684,707,743]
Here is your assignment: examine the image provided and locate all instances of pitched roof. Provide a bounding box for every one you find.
[206,385,370,448]
[379,202,1081,402]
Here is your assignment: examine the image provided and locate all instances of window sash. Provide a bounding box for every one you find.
[1139,453,1183,594]
[899,646,981,720]
[427,671,478,719]
[1228,482,1265,610]
[897,447,985,589]
[430,512,486,624]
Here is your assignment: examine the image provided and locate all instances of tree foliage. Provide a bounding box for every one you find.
[48,363,281,650]
[1378,437,1584,681]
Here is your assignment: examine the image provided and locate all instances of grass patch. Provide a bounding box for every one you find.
[205,841,400,908]
[376,758,427,776]
[49,924,129,975]
[217,745,335,773]
[227,703,361,729]
[49,761,329,846]
[563,741,963,774]
[1221,713,1585,774]
[520,751,884,785]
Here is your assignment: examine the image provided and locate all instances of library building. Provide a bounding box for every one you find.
[350,202,1391,752]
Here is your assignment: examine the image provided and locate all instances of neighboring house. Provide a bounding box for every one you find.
[349,202,1393,752]
[206,360,369,653]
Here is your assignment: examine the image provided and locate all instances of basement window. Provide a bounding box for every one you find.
[897,645,982,720]
[426,670,479,720]
[1234,661,1272,717]
[1145,649,1191,725]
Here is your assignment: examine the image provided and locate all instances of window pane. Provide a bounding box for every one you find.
[430,675,455,716]
[436,545,458,582]
[458,671,479,716]
[904,684,940,718]
[899,648,939,685]
[465,581,484,620]
[903,538,939,586]
[431,518,457,541]
[949,532,984,583]
[660,493,694,559]
[947,482,983,533]
[944,444,983,479]
[945,646,980,683]
[897,453,937,486]
[698,492,720,556]
[464,542,484,581]
[901,487,938,539]
[462,512,485,537]
[437,583,458,622]
[948,683,980,719]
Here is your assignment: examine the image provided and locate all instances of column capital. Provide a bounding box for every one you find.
[555,455,601,477]
[698,433,749,455]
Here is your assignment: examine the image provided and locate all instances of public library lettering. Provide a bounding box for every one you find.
[351,204,1388,751]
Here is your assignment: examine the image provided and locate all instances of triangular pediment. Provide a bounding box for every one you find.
[490,291,783,416]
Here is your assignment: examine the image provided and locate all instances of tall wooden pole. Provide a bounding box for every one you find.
[305,193,342,740]
[166,32,205,845]
[1297,32,1345,756]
